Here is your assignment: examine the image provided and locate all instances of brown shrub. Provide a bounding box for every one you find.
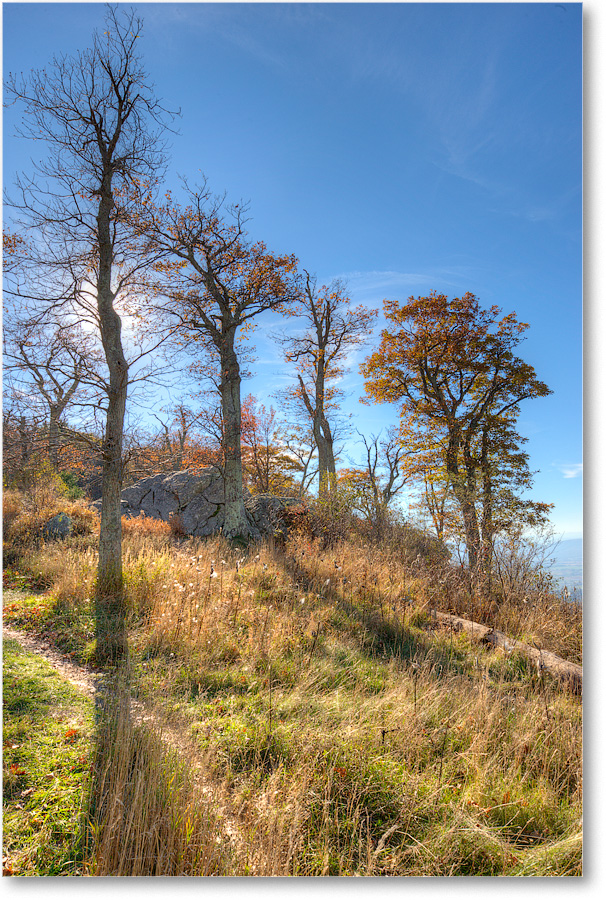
[62,500,100,535]
[2,489,24,531]
[122,512,172,538]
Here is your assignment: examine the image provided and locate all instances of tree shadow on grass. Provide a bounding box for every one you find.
[86,667,233,876]
[274,549,468,677]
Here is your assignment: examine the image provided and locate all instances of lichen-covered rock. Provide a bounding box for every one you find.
[244,494,297,540]
[43,512,73,540]
[92,469,298,540]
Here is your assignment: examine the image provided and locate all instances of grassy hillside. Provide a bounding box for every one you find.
[2,492,582,876]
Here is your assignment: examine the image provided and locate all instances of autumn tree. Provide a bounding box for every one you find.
[130,180,300,540]
[241,395,304,496]
[5,7,176,661]
[362,292,551,578]
[279,272,377,496]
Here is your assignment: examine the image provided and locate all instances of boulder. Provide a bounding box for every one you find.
[43,512,73,540]
[245,494,298,540]
[92,469,298,540]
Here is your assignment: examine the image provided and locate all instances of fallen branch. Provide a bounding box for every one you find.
[429,610,582,694]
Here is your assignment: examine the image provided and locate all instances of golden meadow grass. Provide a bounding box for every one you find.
[3,497,582,875]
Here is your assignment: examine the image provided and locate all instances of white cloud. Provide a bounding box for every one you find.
[554,463,583,479]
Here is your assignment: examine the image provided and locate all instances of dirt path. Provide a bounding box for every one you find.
[2,604,261,873]
[3,623,102,697]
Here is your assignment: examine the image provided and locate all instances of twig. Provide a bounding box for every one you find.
[268,663,273,736]
[437,722,450,786]
[372,820,401,860]
[380,727,399,745]
[307,624,321,666]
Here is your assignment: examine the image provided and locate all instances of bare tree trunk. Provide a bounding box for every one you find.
[479,428,495,596]
[48,405,60,471]
[315,425,333,498]
[298,373,336,498]
[320,412,337,491]
[95,182,129,664]
[220,340,258,541]
[431,610,582,694]
[19,415,30,469]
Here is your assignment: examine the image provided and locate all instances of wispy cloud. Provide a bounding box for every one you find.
[554,463,583,479]
[334,268,488,305]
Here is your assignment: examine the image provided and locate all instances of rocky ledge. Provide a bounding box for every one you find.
[91,468,298,539]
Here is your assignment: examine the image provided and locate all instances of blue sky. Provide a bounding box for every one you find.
[2,1,583,538]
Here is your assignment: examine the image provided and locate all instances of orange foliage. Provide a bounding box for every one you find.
[121,512,172,537]
[362,292,552,569]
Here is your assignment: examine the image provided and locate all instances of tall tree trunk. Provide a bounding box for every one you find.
[19,415,30,469]
[320,412,336,492]
[299,368,336,498]
[95,179,129,664]
[315,423,332,498]
[479,427,495,595]
[220,339,258,541]
[48,405,60,471]
[446,430,481,574]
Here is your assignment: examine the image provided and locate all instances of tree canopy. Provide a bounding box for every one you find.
[362,291,551,575]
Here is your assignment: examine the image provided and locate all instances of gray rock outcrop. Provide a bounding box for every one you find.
[43,512,73,540]
[92,468,297,540]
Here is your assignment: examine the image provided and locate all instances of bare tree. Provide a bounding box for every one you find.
[279,272,377,496]
[341,430,409,534]
[149,403,209,472]
[281,422,318,499]
[359,429,408,520]
[2,392,43,478]
[3,312,104,470]
[5,6,176,662]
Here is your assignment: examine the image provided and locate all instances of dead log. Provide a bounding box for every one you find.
[429,609,582,694]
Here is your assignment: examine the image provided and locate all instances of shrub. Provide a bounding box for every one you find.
[121,512,172,538]
[60,471,85,500]
[20,457,68,514]
[62,499,99,535]
[2,489,24,531]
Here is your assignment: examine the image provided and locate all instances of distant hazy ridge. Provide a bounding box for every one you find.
[548,538,582,596]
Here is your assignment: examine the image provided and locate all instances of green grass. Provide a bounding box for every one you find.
[3,591,96,663]
[2,636,94,876]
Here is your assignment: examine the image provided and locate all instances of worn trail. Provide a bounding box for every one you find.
[2,613,260,873]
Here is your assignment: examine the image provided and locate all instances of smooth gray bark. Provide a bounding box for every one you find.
[220,339,258,540]
[95,179,129,662]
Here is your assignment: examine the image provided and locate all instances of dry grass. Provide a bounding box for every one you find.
[3,487,582,876]
[117,534,580,876]
[87,677,230,876]
[121,511,173,540]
